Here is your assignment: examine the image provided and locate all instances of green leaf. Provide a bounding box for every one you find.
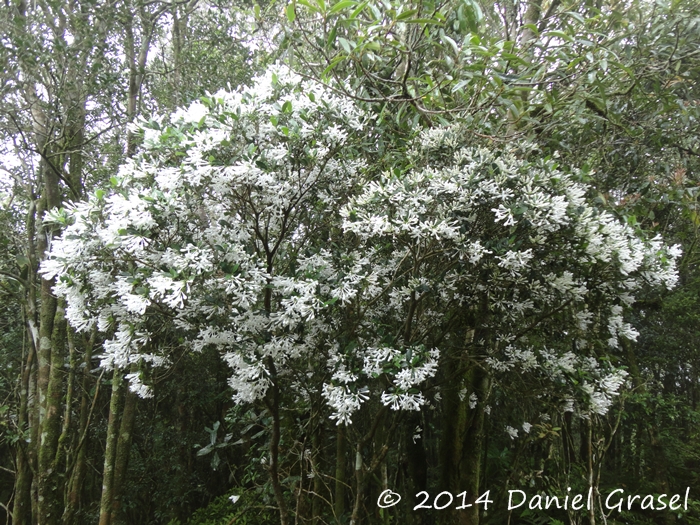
[349,0,368,19]
[338,37,353,53]
[297,0,318,11]
[544,30,573,42]
[522,23,539,36]
[403,18,443,25]
[565,11,586,24]
[326,25,337,48]
[197,444,213,456]
[286,3,296,22]
[440,33,460,55]
[330,0,357,14]
[396,9,418,20]
[322,55,345,77]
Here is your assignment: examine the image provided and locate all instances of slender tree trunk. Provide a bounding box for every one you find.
[63,335,94,525]
[563,410,576,467]
[13,315,36,525]
[28,74,63,525]
[55,328,77,494]
[37,300,68,525]
[334,424,347,522]
[439,365,465,493]
[520,0,543,45]
[587,419,595,525]
[171,0,186,109]
[267,375,289,525]
[458,369,490,525]
[406,412,427,525]
[124,7,154,157]
[349,411,393,525]
[623,340,674,524]
[109,380,138,525]
[350,445,363,525]
[30,345,40,525]
[311,419,323,525]
[440,327,475,497]
[99,369,126,525]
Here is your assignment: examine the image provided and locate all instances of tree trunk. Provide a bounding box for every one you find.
[12,317,36,525]
[265,358,289,525]
[99,369,126,525]
[64,332,95,525]
[405,412,427,525]
[311,419,323,525]
[334,424,347,521]
[37,300,68,525]
[458,369,490,525]
[109,385,138,525]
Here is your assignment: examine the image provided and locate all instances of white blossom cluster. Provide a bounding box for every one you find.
[338,127,678,419]
[322,344,440,424]
[41,71,679,429]
[41,65,370,404]
[490,344,631,417]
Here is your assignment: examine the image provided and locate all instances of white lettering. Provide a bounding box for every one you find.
[670,494,681,510]
[508,490,526,510]
[605,489,624,512]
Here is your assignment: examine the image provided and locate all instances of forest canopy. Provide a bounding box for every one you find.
[1,1,700,525]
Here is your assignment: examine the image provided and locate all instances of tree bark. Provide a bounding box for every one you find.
[99,369,126,525]
[265,358,289,525]
[37,300,68,525]
[12,311,36,525]
[109,384,138,525]
[63,340,93,525]
[334,424,347,521]
[458,369,489,525]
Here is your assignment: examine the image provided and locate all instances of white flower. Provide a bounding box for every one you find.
[469,392,478,409]
[322,385,369,425]
[125,372,153,399]
[381,392,426,411]
[458,387,467,401]
[173,100,208,124]
[412,426,422,443]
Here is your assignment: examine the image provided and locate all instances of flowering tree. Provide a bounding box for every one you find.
[41,65,375,524]
[42,65,679,524]
[327,127,680,522]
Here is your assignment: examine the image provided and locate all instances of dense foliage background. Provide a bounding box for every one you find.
[1,1,699,524]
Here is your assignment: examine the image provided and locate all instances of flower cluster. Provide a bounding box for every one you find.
[41,65,369,403]
[41,73,678,430]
